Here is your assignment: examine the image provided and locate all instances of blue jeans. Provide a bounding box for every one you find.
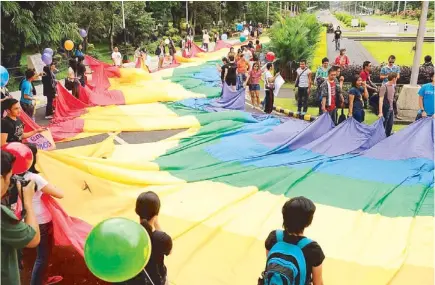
[31,222,54,285]
[384,109,394,137]
[236,73,246,90]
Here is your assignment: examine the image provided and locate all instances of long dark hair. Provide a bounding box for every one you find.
[69,58,77,73]
[26,143,39,174]
[135,191,160,235]
[351,74,361,88]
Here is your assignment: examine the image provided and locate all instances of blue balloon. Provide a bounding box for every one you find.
[80,29,87,38]
[43,48,53,56]
[236,24,243,31]
[41,53,52,65]
[221,34,228,41]
[0,66,9,88]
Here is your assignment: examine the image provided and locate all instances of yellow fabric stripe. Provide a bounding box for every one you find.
[78,103,200,133]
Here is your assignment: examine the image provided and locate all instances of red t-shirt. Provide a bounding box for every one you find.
[327,80,336,112]
[360,70,369,82]
[334,55,349,66]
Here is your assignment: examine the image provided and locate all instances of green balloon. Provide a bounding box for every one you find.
[84,218,152,282]
[240,36,247,42]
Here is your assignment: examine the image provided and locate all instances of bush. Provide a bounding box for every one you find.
[334,12,367,28]
[87,50,102,60]
[337,64,433,85]
[87,43,95,52]
[312,27,327,69]
[144,41,159,55]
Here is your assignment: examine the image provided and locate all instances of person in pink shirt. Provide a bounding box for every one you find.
[334,49,350,67]
[244,62,262,107]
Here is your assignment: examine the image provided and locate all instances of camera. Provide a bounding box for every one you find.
[5,175,31,207]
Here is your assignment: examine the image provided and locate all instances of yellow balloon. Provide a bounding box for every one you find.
[64,40,74,51]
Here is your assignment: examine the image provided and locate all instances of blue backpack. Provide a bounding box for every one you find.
[261,230,313,285]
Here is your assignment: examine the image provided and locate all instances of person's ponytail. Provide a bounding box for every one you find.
[136,191,161,234]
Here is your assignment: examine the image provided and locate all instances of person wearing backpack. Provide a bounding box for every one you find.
[260,196,325,285]
[378,72,398,137]
[319,66,342,125]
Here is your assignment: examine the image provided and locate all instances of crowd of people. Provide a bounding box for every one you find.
[1,21,434,285]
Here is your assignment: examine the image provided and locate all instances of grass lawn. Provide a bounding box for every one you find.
[271,95,406,132]
[360,41,435,65]
[371,14,435,29]
[342,32,431,37]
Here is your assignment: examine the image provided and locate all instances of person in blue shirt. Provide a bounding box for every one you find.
[20,69,37,119]
[74,44,84,57]
[417,71,434,120]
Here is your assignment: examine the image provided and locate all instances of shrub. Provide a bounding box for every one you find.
[269,13,322,81]
[337,64,433,85]
[334,12,367,28]
[87,50,102,60]
[87,43,95,52]
[312,27,327,69]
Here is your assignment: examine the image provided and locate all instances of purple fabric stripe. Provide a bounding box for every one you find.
[363,117,434,160]
[302,117,386,156]
[207,83,246,111]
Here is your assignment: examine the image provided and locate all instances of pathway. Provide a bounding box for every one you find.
[326,34,379,65]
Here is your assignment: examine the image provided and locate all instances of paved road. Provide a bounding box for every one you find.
[362,15,418,34]
[316,10,348,31]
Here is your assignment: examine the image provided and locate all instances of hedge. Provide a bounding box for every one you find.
[334,12,367,28]
[312,27,327,68]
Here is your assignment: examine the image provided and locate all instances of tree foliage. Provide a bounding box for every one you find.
[269,13,322,79]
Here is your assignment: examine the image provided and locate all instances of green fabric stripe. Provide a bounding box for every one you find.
[155,111,433,218]
[165,61,222,98]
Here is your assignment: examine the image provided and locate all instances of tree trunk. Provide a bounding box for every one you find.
[109,16,114,51]
[193,10,197,38]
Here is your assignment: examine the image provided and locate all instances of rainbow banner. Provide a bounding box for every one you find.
[29,37,434,285]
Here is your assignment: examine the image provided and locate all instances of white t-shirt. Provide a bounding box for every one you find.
[243,49,252,61]
[203,34,210,44]
[297,67,311,88]
[264,70,272,90]
[24,172,52,224]
[112,51,122,66]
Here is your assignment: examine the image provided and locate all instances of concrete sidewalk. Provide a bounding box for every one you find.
[327,34,379,65]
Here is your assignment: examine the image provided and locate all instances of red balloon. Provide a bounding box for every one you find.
[1,143,34,174]
[266,52,276,62]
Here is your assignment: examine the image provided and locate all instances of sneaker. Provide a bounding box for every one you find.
[45,276,63,285]
[45,115,53,119]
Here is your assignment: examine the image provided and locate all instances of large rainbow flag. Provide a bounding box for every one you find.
[28,39,434,285]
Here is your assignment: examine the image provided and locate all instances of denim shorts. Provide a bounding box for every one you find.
[249,84,260,91]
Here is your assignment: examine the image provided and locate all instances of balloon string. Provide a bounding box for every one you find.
[143,269,156,285]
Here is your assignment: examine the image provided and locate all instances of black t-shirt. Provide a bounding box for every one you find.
[334,30,342,39]
[221,64,227,81]
[116,230,172,285]
[146,230,172,285]
[265,230,325,284]
[224,62,237,80]
[1,117,24,143]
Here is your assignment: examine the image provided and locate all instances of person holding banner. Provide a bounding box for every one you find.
[1,99,46,146]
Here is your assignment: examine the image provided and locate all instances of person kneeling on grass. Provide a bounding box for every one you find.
[259,196,325,285]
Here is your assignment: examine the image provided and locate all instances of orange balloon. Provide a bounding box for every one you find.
[64,40,74,51]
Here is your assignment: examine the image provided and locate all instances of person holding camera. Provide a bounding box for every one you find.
[1,98,46,146]
[24,144,64,285]
[1,150,41,285]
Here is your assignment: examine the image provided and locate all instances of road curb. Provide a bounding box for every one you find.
[273,105,317,122]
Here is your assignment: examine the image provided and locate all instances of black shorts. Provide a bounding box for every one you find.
[225,77,237,86]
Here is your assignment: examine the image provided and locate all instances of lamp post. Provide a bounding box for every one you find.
[186,1,188,25]
[121,0,126,45]
[410,1,429,86]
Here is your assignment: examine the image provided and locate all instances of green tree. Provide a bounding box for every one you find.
[123,2,155,46]
[269,13,322,80]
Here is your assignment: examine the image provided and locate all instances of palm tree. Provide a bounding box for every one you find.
[269,13,321,81]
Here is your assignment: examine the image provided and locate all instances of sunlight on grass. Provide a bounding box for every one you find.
[361,41,435,65]
[371,15,435,29]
